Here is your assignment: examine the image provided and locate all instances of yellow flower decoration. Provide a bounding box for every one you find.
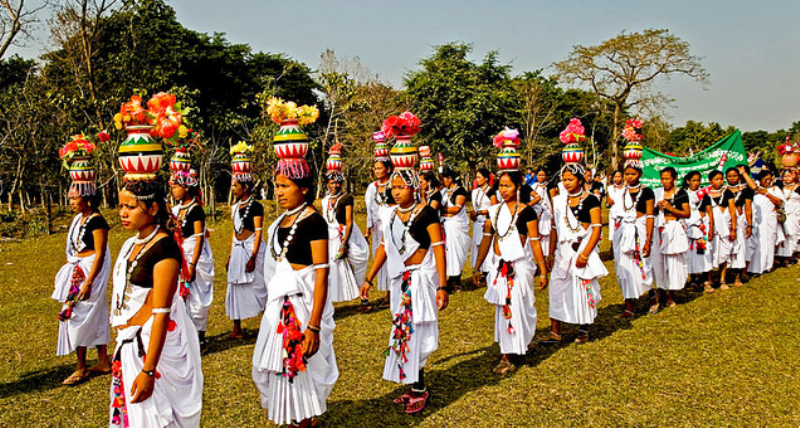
[230,141,253,156]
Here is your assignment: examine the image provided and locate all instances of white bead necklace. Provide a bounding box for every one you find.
[494,200,521,241]
[326,193,342,224]
[233,196,253,235]
[391,204,422,255]
[565,190,585,233]
[271,203,308,262]
[115,225,161,313]
[623,184,644,212]
[69,212,97,254]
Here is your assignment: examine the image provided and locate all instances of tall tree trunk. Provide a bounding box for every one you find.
[612,101,622,170]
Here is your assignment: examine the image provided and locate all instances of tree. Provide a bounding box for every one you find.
[1,0,49,59]
[512,71,562,167]
[554,29,709,169]
[406,42,520,171]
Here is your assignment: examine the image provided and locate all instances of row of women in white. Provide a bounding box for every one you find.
[53,159,799,427]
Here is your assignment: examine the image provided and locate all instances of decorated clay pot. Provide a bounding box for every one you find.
[419,146,434,171]
[497,140,520,171]
[781,153,798,168]
[169,149,192,172]
[273,118,309,159]
[119,125,162,180]
[623,142,643,162]
[562,143,584,164]
[374,142,391,159]
[326,155,342,172]
[231,152,252,174]
[69,156,96,182]
[390,135,418,170]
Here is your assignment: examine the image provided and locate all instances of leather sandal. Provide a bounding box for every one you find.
[405,390,430,414]
[615,310,634,319]
[703,282,715,293]
[535,331,562,345]
[492,358,515,376]
[393,391,412,405]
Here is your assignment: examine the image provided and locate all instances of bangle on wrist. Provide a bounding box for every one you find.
[578,253,589,261]
[307,324,321,334]
[365,278,373,286]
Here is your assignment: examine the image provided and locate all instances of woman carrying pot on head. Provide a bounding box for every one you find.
[321,143,369,303]
[776,168,800,265]
[170,169,215,349]
[473,129,548,373]
[53,141,112,386]
[420,170,442,212]
[226,144,267,339]
[360,115,449,414]
[470,168,498,286]
[252,101,337,427]
[365,132,395,308]
[440,168,471,291]
[110,178,203,428]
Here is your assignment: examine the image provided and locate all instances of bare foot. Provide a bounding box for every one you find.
[63,369,90,385]
[89,362,111,374]
[228,331,244,339]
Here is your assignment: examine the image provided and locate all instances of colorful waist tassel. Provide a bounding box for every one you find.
[495,260,516,335]
[633,229,646,280]
[276,297,307,382]
[583,279,596,309]
[384,270,414,380]
[179,280,190,298]
[58,265,86,321]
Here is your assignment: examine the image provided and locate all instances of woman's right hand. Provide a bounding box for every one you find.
[472,270,482,286]
[359,282,371,300]
[365,227,371,239]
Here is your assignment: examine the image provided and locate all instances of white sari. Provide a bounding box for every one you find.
[530,182,553,257]
[322,194,369,302]
[441,186,470,277]
[651,189,689,290]
[109,238,203,428]
[483,203,538,354]
[379,207,440,384]
[226,201,267,320]
[613,188,653,299]
[252,216,338,425]
[365,181,391,291]
[52,213,111,356]
[749,186,785,274]
[471,186,495,272]
[172,205,215,332]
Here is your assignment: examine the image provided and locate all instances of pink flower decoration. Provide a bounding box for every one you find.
[373,131,386,142]
[492,127,520,148]
[559,118,586,144]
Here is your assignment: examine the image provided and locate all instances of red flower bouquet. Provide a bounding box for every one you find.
[381,111,421,138]
[622,118,643,143]
[559,118,586,144]
[59,134,98,167]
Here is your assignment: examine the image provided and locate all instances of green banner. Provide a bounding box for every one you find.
[641,130,747,188]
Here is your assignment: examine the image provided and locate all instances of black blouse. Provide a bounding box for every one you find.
[568,194,602,223]
[328,194,353,225]
[129,237,183,288]
[179,204,205,238]
[627,187,655,215]
[276,212,328,266]
[427,190,442,207]
[700,189,735,212]
[403,205,440,249]
[491,204,539,236]
[654,189,689,216]
[375,183,395,205]
[79,214,109,251]
[446,187,469,205]
[237,200,264,232]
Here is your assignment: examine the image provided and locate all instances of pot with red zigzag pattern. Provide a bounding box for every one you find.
[119,125,162,180]
[562,143,584,165]
[169,149,192,172]
[497,140,521,171]
[390,135,418,170]
[623,142,643,162]
[273,118,309,159]
[419,146,434,171]
[69,156,96,182]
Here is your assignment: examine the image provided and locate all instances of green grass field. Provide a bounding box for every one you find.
[1,205,800,427]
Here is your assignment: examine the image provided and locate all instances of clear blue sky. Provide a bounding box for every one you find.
[11,0,800,132]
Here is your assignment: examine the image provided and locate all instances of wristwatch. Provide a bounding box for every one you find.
[142,369,156,377]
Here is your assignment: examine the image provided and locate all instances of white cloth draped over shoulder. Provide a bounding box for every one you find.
[109,237,203,428]
[471,186,495,272]
[226,200,267,320]
[252,217,338,425]
[607,184,626,243]
[777,185,800,257]
[441,186,470,277]
[483,203,538,354]
[749,186,785,274]
[365,181,390,291]
[707,190,733,269]
[613,189,653,299]
[52,213,111,356]
[651,188,689,291]
[530,182,553,257]
[379,207,439,384]
[322,194,368,302]
[728,189,750,270]
[172,204,215,332]
[549,194,607,325]
[684,190,713,274]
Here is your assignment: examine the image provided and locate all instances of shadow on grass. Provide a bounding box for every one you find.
[0,363,81,399]
[202,329,259,356]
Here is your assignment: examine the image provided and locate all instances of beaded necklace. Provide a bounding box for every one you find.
[390,204,423,255]
[233,196,253,234]
[564,190,585,233]
[270,203,308,262]
[374,179,390,206]
[444,184,461,208]
[69,212,98,254]
[474,184,489,209]
[115,225,161,312]
[494,200,520,241]
[325,193,342,224]
[176,200,196,230]
[622,184,644,212]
